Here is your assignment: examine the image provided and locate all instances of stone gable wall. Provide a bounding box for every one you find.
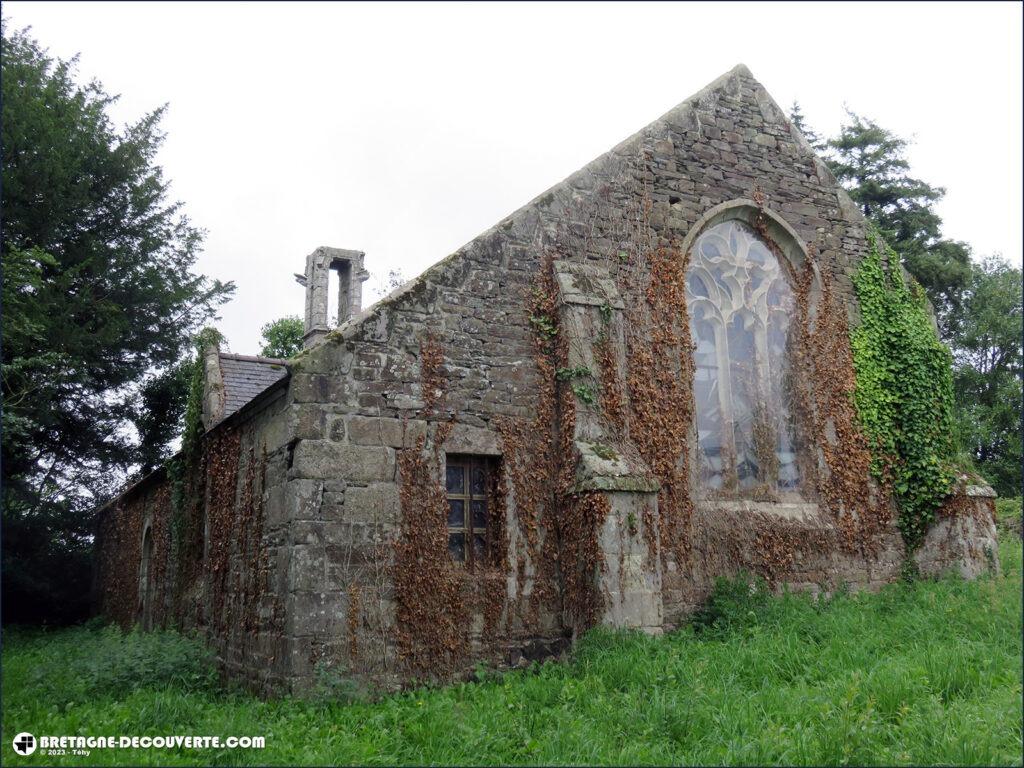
[96,65,996,694]
[275,65,910,691]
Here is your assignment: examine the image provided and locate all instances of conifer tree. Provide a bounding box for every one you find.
[1,23,234,622]
[825,110,972,322]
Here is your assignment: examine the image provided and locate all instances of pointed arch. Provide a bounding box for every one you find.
[683,201,816,498]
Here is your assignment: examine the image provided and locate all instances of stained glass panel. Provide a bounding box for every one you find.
[686,219,801,496]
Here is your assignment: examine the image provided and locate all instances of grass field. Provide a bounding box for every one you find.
[3,538,1021,766]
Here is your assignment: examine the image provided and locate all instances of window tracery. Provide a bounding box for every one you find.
[686,219,801,496]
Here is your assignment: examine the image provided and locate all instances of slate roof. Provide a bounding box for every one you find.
[219,352,289,420]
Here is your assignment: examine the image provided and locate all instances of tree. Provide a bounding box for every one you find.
[132,361,193,474]
[947,256,1022,496]
[825,111,972,324]
[787,100,824,151]
[1,23,234,623]
[259,316,304,358]
[822,111,1020,495]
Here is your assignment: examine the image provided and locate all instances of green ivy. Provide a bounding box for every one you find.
[556,365,597,404]
[528,314,558,341]
[169,327,223,564]
[850,233,956,548]
[572,383,596,405]
[556,365,592,382]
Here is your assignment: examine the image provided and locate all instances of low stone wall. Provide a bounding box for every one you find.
[661,500,906,624]
[915,485,1000,579]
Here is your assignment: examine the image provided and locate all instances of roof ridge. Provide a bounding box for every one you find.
[303,63,756,352]
[219,352,289,366]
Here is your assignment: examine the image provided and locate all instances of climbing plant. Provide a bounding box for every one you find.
[850,233,956,547]
[169,327,223,570]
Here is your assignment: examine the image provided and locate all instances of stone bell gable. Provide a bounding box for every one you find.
[93,64,999,694]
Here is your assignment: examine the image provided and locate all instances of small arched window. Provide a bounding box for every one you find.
[138,526,154,630]
[686,219,801,496]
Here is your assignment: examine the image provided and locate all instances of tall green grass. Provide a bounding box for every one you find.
[4,539,1021,766]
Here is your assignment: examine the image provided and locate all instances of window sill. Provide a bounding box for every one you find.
[698,498,819,522]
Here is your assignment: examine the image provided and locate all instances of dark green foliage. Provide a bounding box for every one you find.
[0,499,96,625]
[0,24,233,623]
[179,328,223,464]
[132,361,193,474]
[312,659,371,705]
[555,366,596,404]
[825,111,972,320]
[817,107,1020,509]
[3,542,1020,765]
[946,257,1022,497]
[528,313,558,341]
[259,315,304,359]
[850,234,957,547]
[555,365,592,381]
[169,328,223,565]
[571,383,596,405]
[689,571,776,637]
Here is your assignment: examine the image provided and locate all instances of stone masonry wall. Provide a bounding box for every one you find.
[95,475,174,630]
[98,64,993,694]
[914,481,1001,580]
[200,391,292,692]
[282,247,567,690]
[95,388,296,694]
[277,64,915,690]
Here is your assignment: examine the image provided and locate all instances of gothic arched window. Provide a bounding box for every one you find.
[138,526,154,630]
[686,219,801,496]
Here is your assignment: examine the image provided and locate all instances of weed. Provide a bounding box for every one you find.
[571,383,596,405]
[555,365,592,381]
[311,659,367,705]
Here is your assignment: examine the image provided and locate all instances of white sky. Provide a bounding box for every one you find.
[6,1,1022,355]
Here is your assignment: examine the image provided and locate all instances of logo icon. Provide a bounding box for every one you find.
[13,733,36,756]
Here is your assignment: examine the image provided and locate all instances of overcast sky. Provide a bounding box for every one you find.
[6,1,1022,354]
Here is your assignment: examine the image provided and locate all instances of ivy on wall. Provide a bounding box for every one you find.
[850,233,956,547]
[624,241,695,566]
[495,255,564,629]
[95,484,172,629]
[791,258,890,554]
[394,425,469,678]
[169,327,223,579]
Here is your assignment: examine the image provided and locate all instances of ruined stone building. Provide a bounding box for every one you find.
[94,65,999,693]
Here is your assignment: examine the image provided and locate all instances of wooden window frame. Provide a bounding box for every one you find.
[444,454,494,567]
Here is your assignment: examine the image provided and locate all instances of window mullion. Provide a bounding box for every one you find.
[463,464,471,562]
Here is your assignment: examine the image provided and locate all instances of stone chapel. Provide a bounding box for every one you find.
[94,65,1000,693]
